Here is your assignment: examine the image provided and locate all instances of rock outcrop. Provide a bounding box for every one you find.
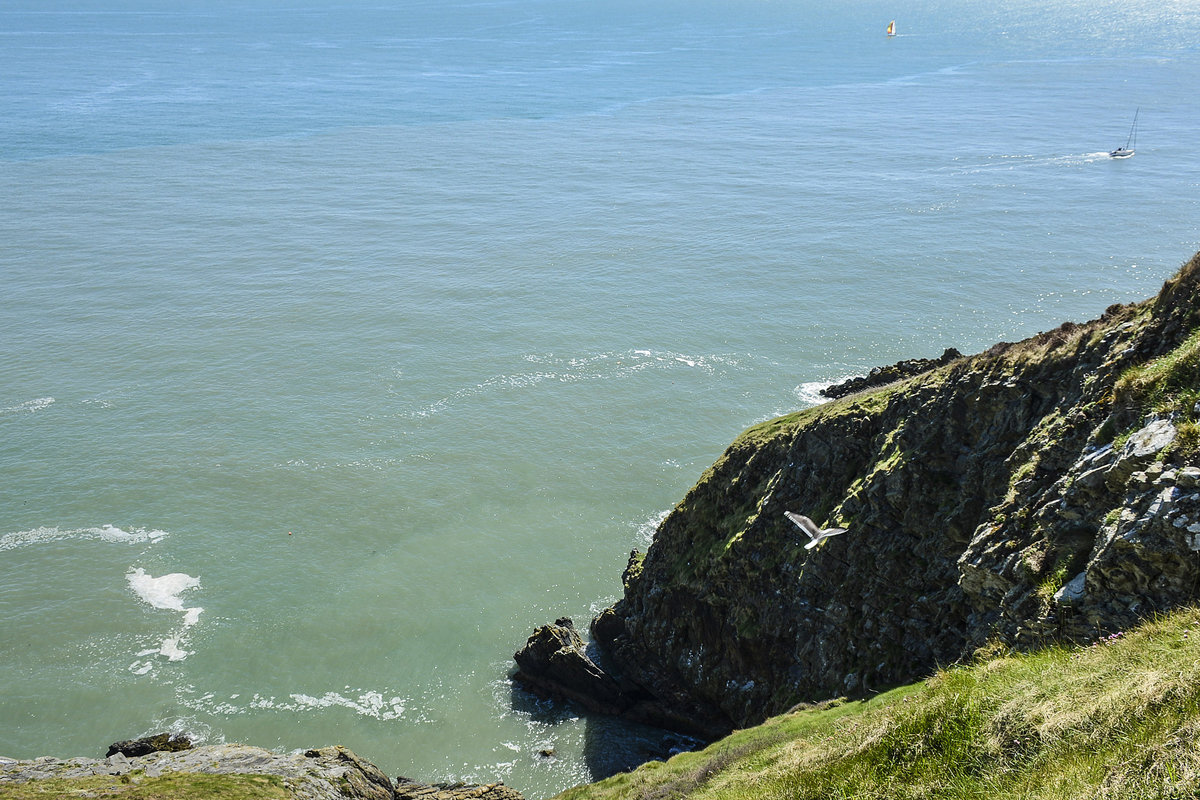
[820,347,964,399]
[106,731,194,758]
[0,743,523,800]
[513,618,628,714]
[516,253,1200,739]
[512,617,724,738]
[394,777,524,800]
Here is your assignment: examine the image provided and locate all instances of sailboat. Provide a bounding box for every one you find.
[1110,108,1138,159]
[886,20,896,37]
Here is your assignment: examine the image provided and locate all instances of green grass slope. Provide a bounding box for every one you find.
[0,773,288,799]
[557,607,1200,800]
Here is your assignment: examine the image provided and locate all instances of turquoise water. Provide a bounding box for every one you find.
[2,0,1200,796]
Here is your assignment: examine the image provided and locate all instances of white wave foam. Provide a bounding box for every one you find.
[0,524,168,552]
[157,635,190,662]
[195,686,408,724]
[291,690,404,719]
[634,509,670,548]
[795,380,843,406]
[278,457,400,471]
[1,396,55,415]
[127,568,200,613]
[127,567,203,662]
[407,349,747,418]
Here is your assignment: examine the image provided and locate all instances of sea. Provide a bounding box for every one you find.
[2,0,1198,796]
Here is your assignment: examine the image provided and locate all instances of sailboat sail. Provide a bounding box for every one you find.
[886,20,896,36]
[1110,108,1138,159]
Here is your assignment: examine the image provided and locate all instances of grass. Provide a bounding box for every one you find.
[0,772,288,799]
[1035,562,1070,602]
[555,607,1200,800]
[1113,327,1200,459]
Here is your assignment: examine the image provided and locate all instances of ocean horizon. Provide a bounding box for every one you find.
[3,0,1200,796]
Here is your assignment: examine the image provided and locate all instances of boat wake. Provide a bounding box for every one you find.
[949,151,1116,174]
[0,396,55,416]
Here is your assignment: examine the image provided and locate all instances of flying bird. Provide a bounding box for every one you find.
[785,511,848,549]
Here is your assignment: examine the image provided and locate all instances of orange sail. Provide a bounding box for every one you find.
[886,20,896,36]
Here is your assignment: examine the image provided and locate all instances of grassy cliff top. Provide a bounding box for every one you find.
[0,773,288,799]
[557,605,1200,800]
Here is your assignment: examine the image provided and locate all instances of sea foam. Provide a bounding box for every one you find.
[126,567,203,662]
[0,524,168,552]
[408,349,742,419]
[127,568,201,614]
[231,689,409,720]
[795,379,857,407]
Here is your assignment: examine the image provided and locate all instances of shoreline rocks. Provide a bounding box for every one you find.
[0,742,523,800]
[512,618,629,716]
[394,777,523,800]
[819,347,963,399]
[512,617,731,740]
[106,732,194,758]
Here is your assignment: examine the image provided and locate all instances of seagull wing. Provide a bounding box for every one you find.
[788,511,849,549]
[804,527,848,549]
[784,511,820,540]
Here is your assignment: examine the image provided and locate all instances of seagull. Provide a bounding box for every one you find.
[785,511,848,550]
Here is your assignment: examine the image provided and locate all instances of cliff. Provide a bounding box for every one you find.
[517,252,1200,739]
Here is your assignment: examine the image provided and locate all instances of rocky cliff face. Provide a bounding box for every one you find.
[518,253,1200,739]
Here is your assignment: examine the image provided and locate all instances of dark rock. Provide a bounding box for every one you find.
[106,732,193,758]
[513,616,733,740]
[513,617,629,714]
[590,605,626,645]
[820,348,963,399]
